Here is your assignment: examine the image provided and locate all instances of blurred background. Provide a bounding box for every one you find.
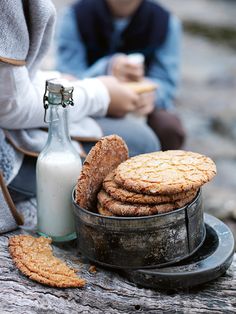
[47,0,236,238]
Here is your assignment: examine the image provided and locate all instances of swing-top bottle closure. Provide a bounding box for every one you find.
[43,78,74,122]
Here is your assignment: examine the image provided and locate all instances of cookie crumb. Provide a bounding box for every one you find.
[89,265,97,273]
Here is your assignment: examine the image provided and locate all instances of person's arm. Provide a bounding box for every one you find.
[55,7,110,79]
[0,63,110,130]
[147,15,182,110]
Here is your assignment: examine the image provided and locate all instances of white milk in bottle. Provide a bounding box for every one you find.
[36,79,82,242]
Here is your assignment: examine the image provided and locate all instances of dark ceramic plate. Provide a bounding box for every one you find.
[125,214,235,290]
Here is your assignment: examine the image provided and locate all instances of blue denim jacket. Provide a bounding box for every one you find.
[55,7,182,110]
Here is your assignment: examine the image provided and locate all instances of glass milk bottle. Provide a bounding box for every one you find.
[36,79,82,242]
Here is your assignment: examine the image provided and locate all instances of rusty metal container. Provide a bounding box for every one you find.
[73,189,205,269]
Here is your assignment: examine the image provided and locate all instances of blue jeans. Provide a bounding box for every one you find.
[83,116,160,156]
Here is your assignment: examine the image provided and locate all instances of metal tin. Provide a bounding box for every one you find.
[72,189,205,269]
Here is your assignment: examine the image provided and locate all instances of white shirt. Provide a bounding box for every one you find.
[0,62,110,138]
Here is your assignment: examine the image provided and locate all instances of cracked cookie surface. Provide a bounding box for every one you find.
[76,135,128,210]
[97,189,197,217]
[97,202,114,217]
[115,150,216,195]
[103,170,197,204]
[9,235,86,288]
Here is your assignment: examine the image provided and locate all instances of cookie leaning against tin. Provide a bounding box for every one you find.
[9,235,86,288]
[76,135,128,210]
[115,150,216,195]
[97,189,197,217]
[103,170,198,204]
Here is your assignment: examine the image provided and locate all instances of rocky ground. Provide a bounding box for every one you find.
[159,0,236,239]
[50,0,236,239]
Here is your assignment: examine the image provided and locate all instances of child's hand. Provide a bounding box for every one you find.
[98,76,140,118]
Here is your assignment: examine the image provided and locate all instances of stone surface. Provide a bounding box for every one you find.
[211,110,236,141]
[158,0,236,29]
[0,200,235,314]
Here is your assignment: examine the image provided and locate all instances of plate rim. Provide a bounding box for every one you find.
[127,214,235,283]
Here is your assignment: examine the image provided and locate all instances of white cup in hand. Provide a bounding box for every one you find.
[127,53,145,66]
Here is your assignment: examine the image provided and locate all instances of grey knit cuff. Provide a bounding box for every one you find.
[0,172,23,234]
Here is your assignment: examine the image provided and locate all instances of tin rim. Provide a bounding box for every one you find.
[72,187,201,221]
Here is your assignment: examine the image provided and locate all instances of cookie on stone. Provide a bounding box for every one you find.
[97,189,197,217]
[103,170,198,204]
[76,135,128,210]
[115,150,216,195]
[9,235,86,288]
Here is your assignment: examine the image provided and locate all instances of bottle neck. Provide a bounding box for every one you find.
[46,92,72,149]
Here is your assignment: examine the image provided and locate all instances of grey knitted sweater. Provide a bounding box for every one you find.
[1,0,56,74]
[0,0,56,182]
[0,130,15,183]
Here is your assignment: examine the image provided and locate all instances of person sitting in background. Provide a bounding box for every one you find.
[55,0,186,150]
[0,0,159,201]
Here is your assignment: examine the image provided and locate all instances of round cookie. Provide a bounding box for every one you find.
[76,135,128,210]
[8,235,86,288]
[97,202,114,217]
[103,170,198,204]
[97,189,197,217]
[115,150,216,195]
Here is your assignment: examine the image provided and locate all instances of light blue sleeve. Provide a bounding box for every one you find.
[55,7,110,78]
[147,15,182,110]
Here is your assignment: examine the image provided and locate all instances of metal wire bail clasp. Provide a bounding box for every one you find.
[43,81,50,123]
[60,85,74,108]
[43,79,75,123]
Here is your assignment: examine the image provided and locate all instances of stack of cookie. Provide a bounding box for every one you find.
[97,150,217,217]
[75,136,216,217]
